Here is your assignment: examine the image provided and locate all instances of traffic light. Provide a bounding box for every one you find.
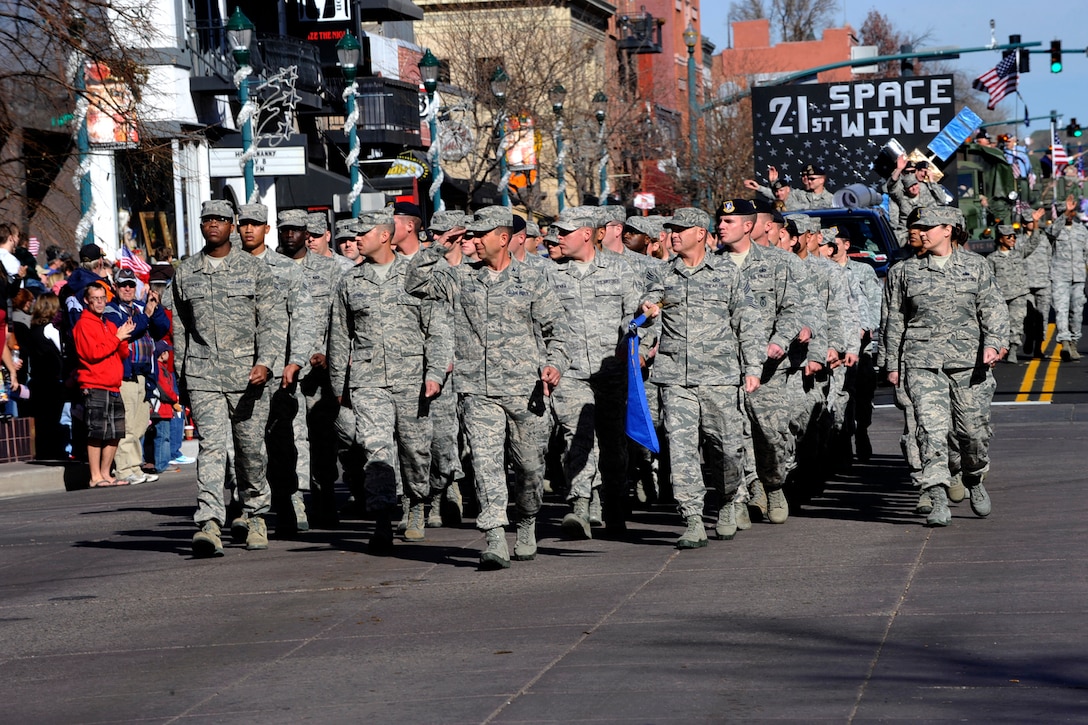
[1050,40,1063,73]
[900,43,914,77]
[1010,35,1030,72]
[1069,119,1083,138]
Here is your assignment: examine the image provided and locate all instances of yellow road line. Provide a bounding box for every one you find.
[1016,323,1056,402]
[1039,333,1063,403]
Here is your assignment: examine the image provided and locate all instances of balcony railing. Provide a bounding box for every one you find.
[351,77,422,147]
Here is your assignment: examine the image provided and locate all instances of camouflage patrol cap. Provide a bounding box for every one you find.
[334,218,358,241]
[911,205,961,228]
[307,212,328,235]
[784,218,800,237]
[542,227,560,246]
[819,227,839,246]
[464,205,514,234]
[624,215,657,236]
[200,199,235,220]
[429,210,469,233]
[278,209,309,228]
[355,208,394,235]
[645,215,668,238]
[997,224,1016,237]
[237,203,268,224]
[786,213,818,235]
[665,207,712,231]
[525,221,541,238]
[600,205,627,226]
[552,206,598,233]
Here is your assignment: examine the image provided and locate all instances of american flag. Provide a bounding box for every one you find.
[973,53,1018,110]
[1052,132,1070,172]
[117,244,151,282]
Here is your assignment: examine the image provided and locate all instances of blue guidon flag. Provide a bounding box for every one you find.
[625,314,659,453]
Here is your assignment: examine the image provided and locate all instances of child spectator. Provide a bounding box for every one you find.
[146,340,180,473]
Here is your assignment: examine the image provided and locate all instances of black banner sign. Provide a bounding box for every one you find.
[751,75,957,191]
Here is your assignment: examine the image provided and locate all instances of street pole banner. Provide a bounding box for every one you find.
[751,75,958,192]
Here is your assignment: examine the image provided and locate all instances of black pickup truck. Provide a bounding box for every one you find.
[797,207,904,277]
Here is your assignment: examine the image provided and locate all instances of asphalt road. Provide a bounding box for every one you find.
[2,402,1086,724]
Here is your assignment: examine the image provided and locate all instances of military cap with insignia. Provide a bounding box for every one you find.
[715,198,757,219]
[334,218,358,241]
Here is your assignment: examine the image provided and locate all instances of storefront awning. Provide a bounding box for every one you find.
[276,163,378,208]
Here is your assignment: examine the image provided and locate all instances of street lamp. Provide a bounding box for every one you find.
[549,83,567,213]
[338,31,362,216]
[490,65,510,206]
[418,48,443,213]
[683,24,700,205]
[593,90,608,206]
[226,7,256,202]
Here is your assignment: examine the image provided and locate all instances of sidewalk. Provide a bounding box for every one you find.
[0,439,199,499]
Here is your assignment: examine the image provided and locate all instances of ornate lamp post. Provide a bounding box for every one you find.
[593,90,608,205]
[337,31,362,216]
[226,7,256,202]
[683,24,700,201]
[549,83,567,213]
[490,65,510,207]
[418,48,443,213]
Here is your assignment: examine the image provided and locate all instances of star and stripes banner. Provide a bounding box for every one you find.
[117,244,151,281]
[751,76,958,193]
[1052,132,1070,172]
[972,53,1018,111]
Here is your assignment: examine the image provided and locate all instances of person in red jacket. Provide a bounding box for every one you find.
[73,283,134,486]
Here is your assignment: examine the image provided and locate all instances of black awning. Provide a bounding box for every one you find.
[276,163,377,208]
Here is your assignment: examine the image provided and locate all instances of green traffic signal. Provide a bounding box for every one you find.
[1050,40,1062,73]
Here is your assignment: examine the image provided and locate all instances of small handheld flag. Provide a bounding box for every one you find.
[625,314,659,453]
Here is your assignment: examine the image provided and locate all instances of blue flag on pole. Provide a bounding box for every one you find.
[624,314,659,454]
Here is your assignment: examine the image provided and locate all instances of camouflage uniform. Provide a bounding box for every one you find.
[295,251,345,513]
[546,230,644,524]
[328,233,451,513]
[404,217,569,532]
[255,233,319,519]
[845,258,882,456]
[734,241,806,492]
[1047,221,1088,346]
[880,260,921,477]
[988,224,1041,350]
[644,215,763,521]
[1022,225,1053,354]
[164,230,287,527]
[882,240,1009,494]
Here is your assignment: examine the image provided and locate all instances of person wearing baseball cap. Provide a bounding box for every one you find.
[233,205,321,535]
[327,203,450,552]
[403,203,568,569]
[596,205,627,254]
[547,203,645,539]
[163,199,287,557]
[640,203,764,548]
[882,201,1009,527]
